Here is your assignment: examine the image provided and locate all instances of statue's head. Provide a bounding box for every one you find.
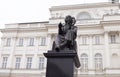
[65,15,76,26]
[65,15,73,24]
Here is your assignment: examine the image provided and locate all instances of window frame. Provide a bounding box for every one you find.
[39,57,44,70]
[2,57,8,69]
[94,53,103,72]
[110,34,116,44]
[15,57,21,69]
[95,36,100,45]
[29,38,34,46]
[81,36,88,45]
[18,38,24,46]
[26,57,32,69]
[6,38,11,46]
[80,54,88,72]
[40,37,46,46]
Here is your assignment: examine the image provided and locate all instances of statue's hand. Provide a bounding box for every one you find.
[58,22,62,28]
[58,22,63,35]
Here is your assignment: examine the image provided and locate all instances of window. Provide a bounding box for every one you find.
[77,12,91,20]
[111,53,120,68]
[19,38,23,46]
[95,36,100,45]
[82,36,87,45]
[39,57,44,70]
[94,53,103,71]
[15,57,21,69]
[29,38,34,46]
[110,35,116,44]
[80,54,88,72]
[2,57,8,69]
[6,38,11,46]
[26,57,32,69]
[41,37,46,46]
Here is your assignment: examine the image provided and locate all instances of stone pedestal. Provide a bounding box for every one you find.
[44,50,80,77]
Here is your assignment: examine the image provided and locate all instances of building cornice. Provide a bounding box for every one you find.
[101,20,120,25]
[0,28,47,32]
[5,21,49,25]
[50,2,119,11]
[77,25,103,31]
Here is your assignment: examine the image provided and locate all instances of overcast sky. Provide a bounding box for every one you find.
[0,0,108,28]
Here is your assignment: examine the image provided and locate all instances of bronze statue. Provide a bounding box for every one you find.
[52,15,77,52]
[44,16,80,77]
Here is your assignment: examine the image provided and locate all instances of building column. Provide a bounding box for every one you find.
[8,37,17,69]
[21,54,26,69]
[7,37,17,77]
[21,37,27,69]
[104,31,110,68]
[32,54,38,69]
[47,34,52,50]
[89,35,94,73]
[32,37,39,69]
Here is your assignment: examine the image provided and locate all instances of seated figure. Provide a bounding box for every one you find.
[52,15,77,52]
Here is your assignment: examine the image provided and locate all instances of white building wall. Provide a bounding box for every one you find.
[0,2,120,77]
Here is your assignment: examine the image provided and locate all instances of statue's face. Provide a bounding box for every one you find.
[72,17,76,25]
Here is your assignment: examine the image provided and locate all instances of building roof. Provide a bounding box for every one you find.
[5,21,49,25]
[50,2,119,11]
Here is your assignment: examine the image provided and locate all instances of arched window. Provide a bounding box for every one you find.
[76,12,91,20]
[80,53,88,72]
[94,53,103,71]
[111,53,120,68]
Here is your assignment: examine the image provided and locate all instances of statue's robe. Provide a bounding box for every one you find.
[53,24,77,51]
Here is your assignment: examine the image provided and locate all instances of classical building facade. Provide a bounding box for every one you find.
[0,2,120,77]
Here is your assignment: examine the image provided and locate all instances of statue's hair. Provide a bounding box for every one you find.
[65,15,73,24]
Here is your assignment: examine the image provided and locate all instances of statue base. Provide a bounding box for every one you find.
[44,50,80,77]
